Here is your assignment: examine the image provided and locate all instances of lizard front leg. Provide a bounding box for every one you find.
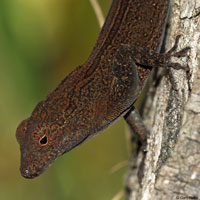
[119,35,190,72]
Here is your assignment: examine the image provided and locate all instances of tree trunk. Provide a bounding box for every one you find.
[125,0,200,199]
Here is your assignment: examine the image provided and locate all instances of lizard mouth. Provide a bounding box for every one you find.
[19,147,58,179]
[20,169,40,179]
[20,157,56,179]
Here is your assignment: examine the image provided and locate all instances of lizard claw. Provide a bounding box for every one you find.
[166,34,182,54]
[166,34,190,59]
[163,35,190,72]
[171,47,190,58]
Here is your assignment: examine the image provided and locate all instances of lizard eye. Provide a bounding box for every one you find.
[39,135,48,146]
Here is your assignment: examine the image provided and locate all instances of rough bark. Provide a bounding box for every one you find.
[125,0,200,199]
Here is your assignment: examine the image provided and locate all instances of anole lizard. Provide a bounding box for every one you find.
[16,0,189,179]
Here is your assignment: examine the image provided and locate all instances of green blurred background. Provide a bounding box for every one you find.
[0,0,132,199]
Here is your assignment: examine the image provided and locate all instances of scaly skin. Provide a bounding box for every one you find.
[16,0,173,178]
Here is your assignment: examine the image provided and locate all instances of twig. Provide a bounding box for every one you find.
[110,160,129,174]
[89,0,105,28]
[112,190,124,200]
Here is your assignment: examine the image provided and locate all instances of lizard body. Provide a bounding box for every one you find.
[16,0,188,179]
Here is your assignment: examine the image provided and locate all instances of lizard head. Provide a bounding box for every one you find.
[16,101,61,179]
[16,100,84,179]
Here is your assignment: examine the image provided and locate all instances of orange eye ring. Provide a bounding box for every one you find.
[39,135,48,146]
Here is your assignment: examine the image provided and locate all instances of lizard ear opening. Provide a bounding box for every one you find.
[39,135,48,146]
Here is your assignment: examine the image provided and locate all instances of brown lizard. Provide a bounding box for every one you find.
[16,0,189,179]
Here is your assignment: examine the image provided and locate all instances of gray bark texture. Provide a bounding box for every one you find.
[125,0,200,199]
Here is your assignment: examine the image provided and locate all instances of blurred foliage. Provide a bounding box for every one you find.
[0,0,132,199]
